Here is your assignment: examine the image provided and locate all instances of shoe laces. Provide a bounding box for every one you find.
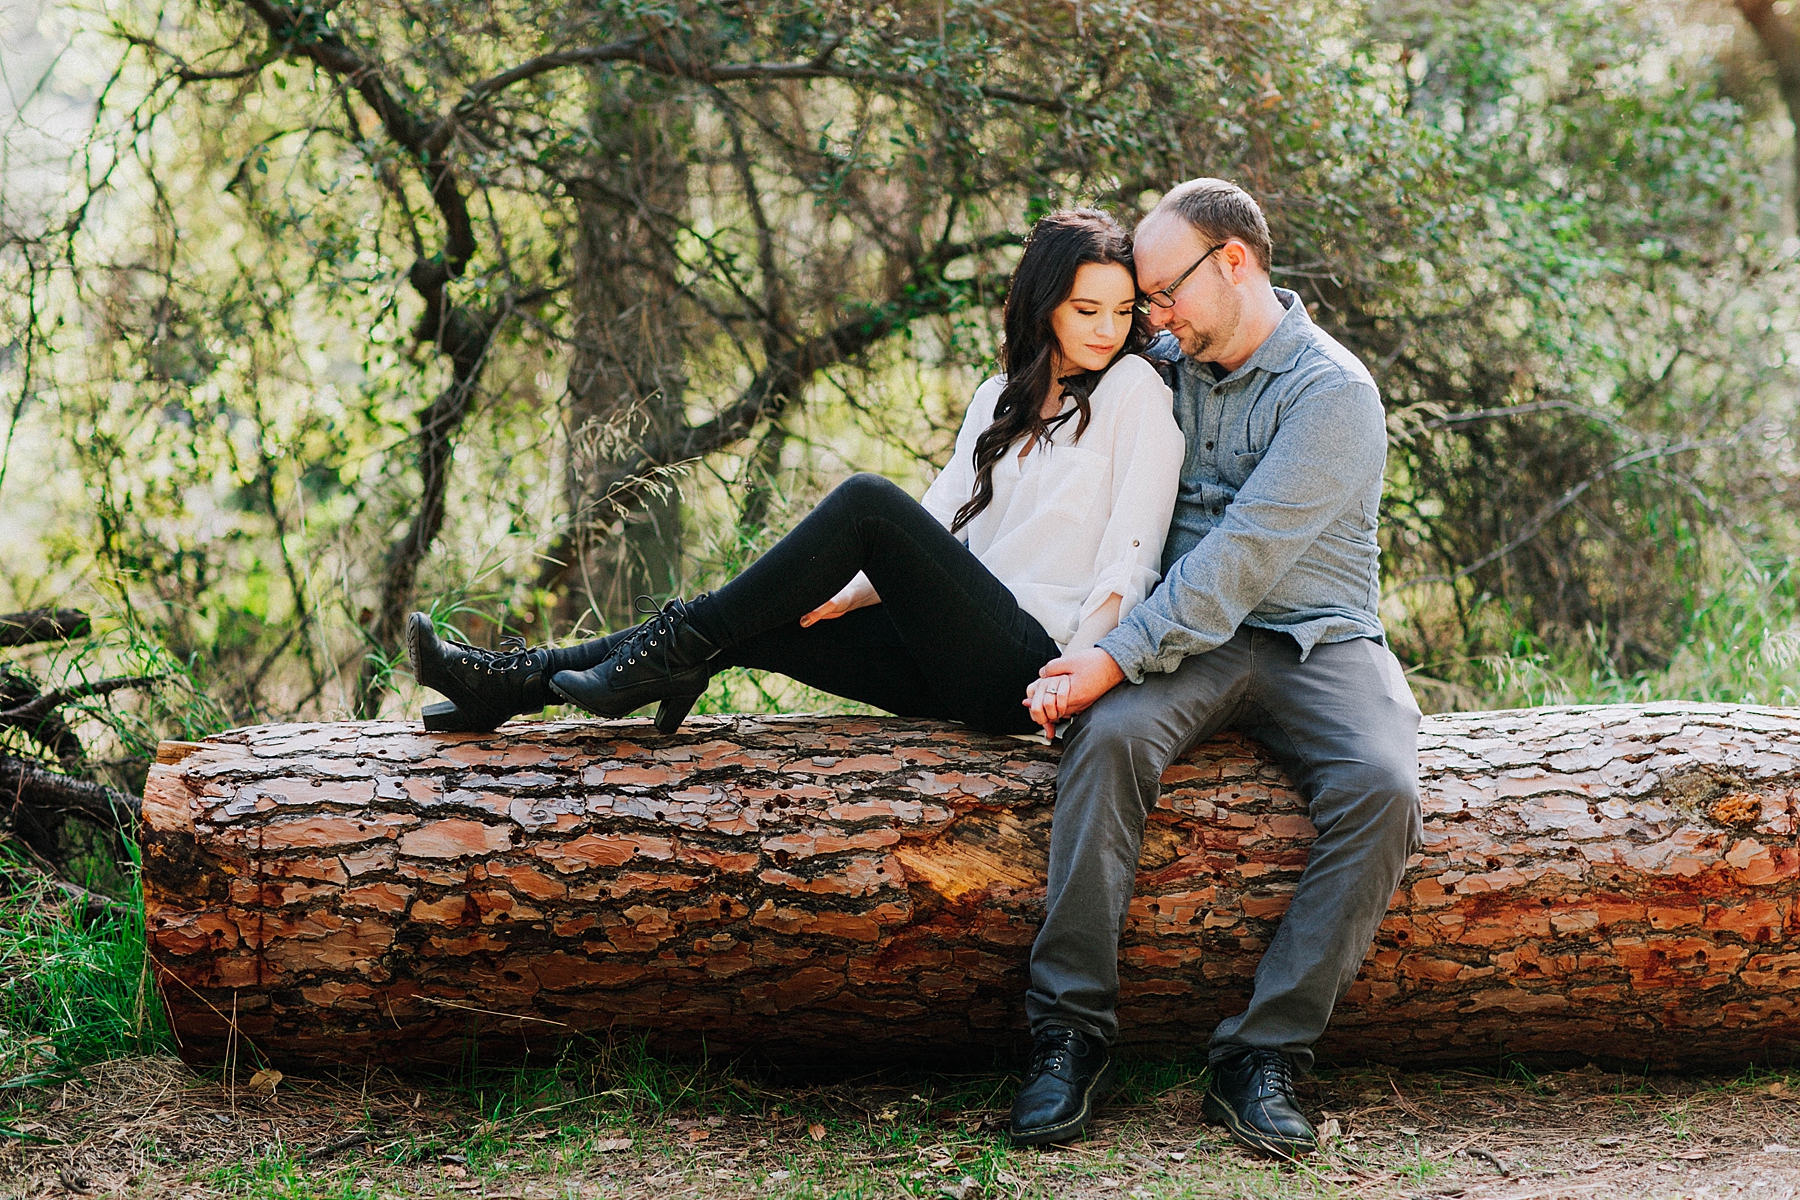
[1246,1049,1295,1098]
[1027,1027,1083,1078]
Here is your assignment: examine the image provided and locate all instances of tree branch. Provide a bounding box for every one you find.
[1392,436,1733,594]
[441,33,1064,148]
[1733,0,1800,225]
[0,609,90,648]
[0,674,165,730]
[0,754,141,830]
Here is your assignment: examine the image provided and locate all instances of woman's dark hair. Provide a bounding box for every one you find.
[951,207,1152,534]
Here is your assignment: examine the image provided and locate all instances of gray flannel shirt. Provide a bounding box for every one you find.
[1098,288,1388,682]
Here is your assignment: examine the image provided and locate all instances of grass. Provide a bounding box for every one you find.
[1460,561,1800,711]
[8,1019,1800,1197]
[0,840,170,1089]
[10,1007,1800,1200]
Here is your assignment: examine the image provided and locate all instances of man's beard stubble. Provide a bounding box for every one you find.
[1175,286,1241,363]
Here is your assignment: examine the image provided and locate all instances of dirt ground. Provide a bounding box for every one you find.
[5,1055,1800,1200]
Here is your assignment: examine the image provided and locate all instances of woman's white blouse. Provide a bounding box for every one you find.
[920,354,1184,648]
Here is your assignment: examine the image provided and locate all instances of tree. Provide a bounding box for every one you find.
[8,0,1452,718]
[1,0,1791,731]
[1733,0,1800,228]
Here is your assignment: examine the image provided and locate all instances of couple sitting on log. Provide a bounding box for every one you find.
[407,178,1424,1157]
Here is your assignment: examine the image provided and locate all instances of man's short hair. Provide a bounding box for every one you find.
[1146,178,1273,274]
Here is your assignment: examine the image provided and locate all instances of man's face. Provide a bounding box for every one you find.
[1134,215,1242,362]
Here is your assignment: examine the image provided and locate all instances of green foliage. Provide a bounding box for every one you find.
[0,0,1794,721]
[1467,560,1800,710]
[1368,0,1798,690]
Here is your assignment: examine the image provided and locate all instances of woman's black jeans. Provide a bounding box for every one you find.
[688,473,1060,734]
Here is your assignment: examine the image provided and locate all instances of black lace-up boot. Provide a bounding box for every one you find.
[549,596,720,735]
[1008,1026,1116,1146]
[1202,1048,1317,1158]
[406,613,629,733]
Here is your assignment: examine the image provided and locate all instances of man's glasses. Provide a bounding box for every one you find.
[1139,242,1222,311]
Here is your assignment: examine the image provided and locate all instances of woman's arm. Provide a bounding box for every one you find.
[1027,362,1185,737]
[1065,592,1122,653]
[1073,362,1185,628]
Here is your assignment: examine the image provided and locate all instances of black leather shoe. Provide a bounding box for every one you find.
[1009,1026,1116,1146]
[407,614,628,733]
[1202,1048,1317,1158]
[550,596,720,734]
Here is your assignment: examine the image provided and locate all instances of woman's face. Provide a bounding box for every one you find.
[1049,261,1138,374]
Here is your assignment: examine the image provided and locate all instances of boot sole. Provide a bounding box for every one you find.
[1200,1090,1315,1159]
[1009,1057,1117,1147]
[548,678,702,736]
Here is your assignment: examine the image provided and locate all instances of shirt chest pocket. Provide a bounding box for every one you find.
[1222,395,1278,487]
[1033,444,1109,527]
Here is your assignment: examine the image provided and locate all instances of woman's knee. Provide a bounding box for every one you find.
[827,472,910,514]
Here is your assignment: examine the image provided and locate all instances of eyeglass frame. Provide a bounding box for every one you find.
[1139,241,1223,310]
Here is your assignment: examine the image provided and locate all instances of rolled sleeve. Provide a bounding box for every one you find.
[1078,377,1183,626]
[1100,371,1386,682]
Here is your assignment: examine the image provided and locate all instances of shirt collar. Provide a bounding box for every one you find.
[1183,287,1312,385]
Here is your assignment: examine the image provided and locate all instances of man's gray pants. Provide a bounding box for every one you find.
[1026,627,1424,1071]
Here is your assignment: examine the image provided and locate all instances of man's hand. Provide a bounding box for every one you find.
[1023,647,1126,739]
[800,571,880,627]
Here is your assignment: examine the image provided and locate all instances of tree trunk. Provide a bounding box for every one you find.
[141,705,1800,1071]
[1735,0,1800,230]
[554,75,693,631]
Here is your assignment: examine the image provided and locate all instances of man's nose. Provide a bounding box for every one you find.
[1144,304,1172,330]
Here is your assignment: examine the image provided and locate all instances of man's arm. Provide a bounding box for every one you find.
[1099,368,1387,683]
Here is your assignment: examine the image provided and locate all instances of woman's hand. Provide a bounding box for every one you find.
[1024,647,1126,739]
[800,571,881,627]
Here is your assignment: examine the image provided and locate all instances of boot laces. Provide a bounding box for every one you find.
[615,596,681,671]
[449,630,540,676]
[484,634,536,673]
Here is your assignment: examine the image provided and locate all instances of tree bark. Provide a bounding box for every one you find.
[1735,0,1800,229]
[141,704,1800,1071]
[0,608,90,648]
[552,75,693,630]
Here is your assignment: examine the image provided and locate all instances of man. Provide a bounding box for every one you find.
[1008,179,1424,1156]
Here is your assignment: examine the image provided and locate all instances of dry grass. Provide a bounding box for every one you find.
[6,1054,1800,1199]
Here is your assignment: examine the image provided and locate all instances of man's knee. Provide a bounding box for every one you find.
[1329,752,1423,855]
[1062,687,1182,803]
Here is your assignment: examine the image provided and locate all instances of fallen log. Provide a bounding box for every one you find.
[142,704,1800,1071]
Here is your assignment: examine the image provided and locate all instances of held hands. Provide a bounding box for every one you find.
[800,570,881,627]
[1023,646,1126,740]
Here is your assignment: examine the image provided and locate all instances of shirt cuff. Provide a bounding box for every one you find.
[1081,562,1162,627]
[1097,623,1157,685]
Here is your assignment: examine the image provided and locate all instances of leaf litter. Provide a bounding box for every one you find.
[3,1056,1800,1198]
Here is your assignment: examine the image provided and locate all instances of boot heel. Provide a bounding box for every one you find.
[422,700,498,733]
[654,693,701,735]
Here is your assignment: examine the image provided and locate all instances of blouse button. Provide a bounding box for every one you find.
[1131,539,1139,547]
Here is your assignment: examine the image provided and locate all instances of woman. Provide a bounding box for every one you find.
[408,207,1183,737]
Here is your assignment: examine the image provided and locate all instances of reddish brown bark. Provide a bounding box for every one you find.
[142,705,1800,1070]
